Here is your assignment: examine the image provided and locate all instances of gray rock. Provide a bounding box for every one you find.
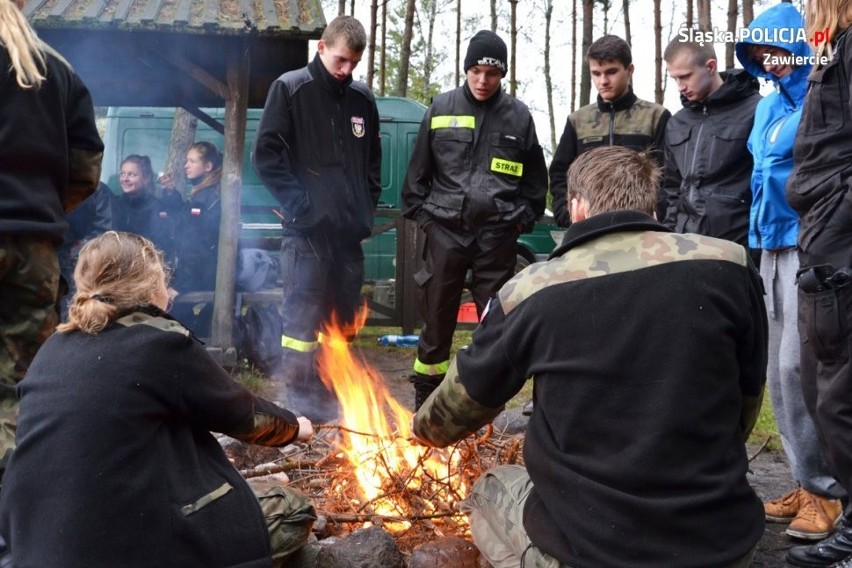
[492,407,529,434]
[313,526,406,568]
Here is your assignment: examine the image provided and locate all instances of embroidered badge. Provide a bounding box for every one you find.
[351,116,365,138]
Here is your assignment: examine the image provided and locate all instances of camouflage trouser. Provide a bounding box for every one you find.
[247,478,317,566]
[460,465,562,568]
[0,237,60,470]
[460,465,757,568]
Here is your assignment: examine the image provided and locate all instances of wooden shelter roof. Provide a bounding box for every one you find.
[26,0,326,107]
[23,0,324,36]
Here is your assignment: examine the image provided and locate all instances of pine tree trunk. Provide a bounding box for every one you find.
[491,0,497,31]
[686,0,693,28]
[337,0,344,16]
[509,0,518,96]
[367,0,378,90]
[580,0,594,106]
[698,0,711,30]
[623,0,631,46]
[725,0,738,69]
[455,0,462,86]
[743,0,754,26]
[165,108,197,198]
[396,0,416,97]
[570,0,577,112]
[380,0,387,96]
[544,0,556,150]
[423,0,438,93]
[654,0,662,104]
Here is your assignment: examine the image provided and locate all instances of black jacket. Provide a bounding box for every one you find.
[171,185,221,293]
[414,211,767,567]
[252,54,382,241]
[549,89,670,226]
[0,308,300,567]
[663,70,761,246]
[786,28,852,269]
[0,47,103,243]
[112,190,175,260]
[402,84,547,235]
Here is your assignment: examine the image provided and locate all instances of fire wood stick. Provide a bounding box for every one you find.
[324,511,461,524]
[240,460,318,478]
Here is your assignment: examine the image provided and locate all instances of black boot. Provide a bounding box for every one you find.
[787,518,852,567]
[411,373,443,411]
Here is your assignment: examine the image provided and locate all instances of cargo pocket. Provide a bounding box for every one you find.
[180,482,233,516]
[803,288,849,364]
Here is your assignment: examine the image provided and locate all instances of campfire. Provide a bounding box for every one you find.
[238,308,525,549]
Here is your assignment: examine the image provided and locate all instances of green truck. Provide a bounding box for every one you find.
[99,97,558,282]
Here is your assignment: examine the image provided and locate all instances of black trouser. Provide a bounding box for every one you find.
[275,234,364,422]
[414,223,517,375]
[798,271,852,515]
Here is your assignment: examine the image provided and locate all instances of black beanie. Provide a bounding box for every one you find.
[464,30,507,77]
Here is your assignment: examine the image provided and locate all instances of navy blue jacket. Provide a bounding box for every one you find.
[253,54,381,241]
[0,46,103,243]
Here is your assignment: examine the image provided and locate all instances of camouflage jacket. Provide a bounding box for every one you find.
[549,89,670,227]
[413,210,767,567]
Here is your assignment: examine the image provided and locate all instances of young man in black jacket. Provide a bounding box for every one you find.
[402,30,548,409]
[413,146,768,568]
[662,38,761,250]
[253,16,381,423]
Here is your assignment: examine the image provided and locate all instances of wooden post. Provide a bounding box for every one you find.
[210,41,250,363]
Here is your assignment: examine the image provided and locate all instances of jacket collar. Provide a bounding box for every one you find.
[462,81,504,107]
[550,210,669,259]
[309,53,353,96]
[596,87,637,112]
[681,68,760,110]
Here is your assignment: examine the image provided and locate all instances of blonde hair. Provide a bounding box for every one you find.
[0,0,69,88]
[567,146,661,218]
[806,0,852,60]
[59,232,169,335]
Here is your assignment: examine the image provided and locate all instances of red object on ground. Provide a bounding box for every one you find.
[457,302,478,323]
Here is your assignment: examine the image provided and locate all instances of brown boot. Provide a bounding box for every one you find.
[786,490,843,541]
[765,487,804,522]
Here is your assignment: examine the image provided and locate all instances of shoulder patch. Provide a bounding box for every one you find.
[116,311,191,337]
[498,231,747,314]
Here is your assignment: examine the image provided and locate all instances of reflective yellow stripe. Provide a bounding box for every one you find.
[281,334,319,352]
[413,358,450,376]
[430,115,475,129]
[491,157,523,177]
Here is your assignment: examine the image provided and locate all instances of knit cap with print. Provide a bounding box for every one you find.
[463,30,507,77]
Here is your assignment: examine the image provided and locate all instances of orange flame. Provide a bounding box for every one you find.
[315,308,466,529]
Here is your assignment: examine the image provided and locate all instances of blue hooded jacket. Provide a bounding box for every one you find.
[736,2,810,250]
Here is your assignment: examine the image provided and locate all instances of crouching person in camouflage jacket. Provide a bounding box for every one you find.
[412,146,768,568]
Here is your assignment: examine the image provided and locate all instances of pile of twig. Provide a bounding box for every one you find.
[238,423,525,548]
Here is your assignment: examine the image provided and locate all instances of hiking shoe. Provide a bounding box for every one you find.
[787,491,844,541]
[765,487,804,522]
